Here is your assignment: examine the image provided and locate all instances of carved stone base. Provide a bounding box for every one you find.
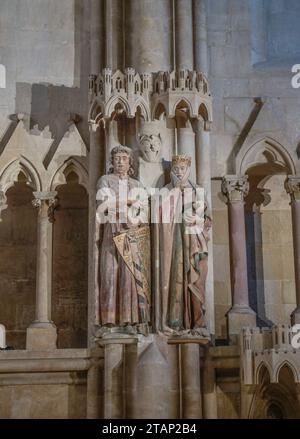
[227,305,256,338]
[95,324,149,340]
[166,327,211,345]
[26,323,57,351]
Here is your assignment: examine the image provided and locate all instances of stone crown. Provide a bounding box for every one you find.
[171,155,192,167]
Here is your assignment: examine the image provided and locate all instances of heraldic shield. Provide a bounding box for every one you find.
[113,225,151,324]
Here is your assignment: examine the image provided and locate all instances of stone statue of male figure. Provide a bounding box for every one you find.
[96,145,151,335]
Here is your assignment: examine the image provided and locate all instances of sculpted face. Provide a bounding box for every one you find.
[113,152,130,176]
[139,134,162,162]
[172,163,190,180]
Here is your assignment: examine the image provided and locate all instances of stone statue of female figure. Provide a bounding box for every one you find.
[96,145,151,335]
[160,155,212,336]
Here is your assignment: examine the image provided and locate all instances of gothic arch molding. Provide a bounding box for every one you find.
[256,361,272,384]
[50,158,89,192]
[275,360,299,383]
[237,136,296,176]
[0,156,42,194]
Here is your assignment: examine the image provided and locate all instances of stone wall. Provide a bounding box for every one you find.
[0,180,37,349]
[52,177,88,348]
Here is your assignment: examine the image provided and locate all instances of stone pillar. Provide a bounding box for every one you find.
[88,125,104,342]
[87,352,103,419]
[180,343,202,418]
[125,0,172,72]
[193,0,208,75]
[90,0,104,74]
[175,0,194,70]
[202,350,217,418]
[105,0,124,70]
[26,191,57,351]
[221,175,256,337]
[168,344,180,418]
[88,0,106,344]
[285,176,300,324]
[100,336,138,419]
[193,120,214,335]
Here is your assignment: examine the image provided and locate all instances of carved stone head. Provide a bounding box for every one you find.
[138,133,162,163]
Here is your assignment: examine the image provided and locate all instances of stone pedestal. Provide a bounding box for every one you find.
[98,333,138,419]
[26,324,57,352]
[227,306,256,338]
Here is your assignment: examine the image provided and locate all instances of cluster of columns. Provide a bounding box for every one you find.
[222,174,300,336]
[98,336,218,419]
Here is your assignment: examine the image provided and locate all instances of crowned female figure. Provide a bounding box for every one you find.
[160,155,212,335]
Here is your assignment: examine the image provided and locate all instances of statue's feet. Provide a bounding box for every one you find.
[95,325,111,338]
[136,323,149,336]
[161,325,176,335]
[191,326,210,338]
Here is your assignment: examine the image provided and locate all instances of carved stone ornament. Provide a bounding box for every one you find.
[221,175,249,203]
[138,133,162,163]
[32,191,58,223]
[285,176,300,202]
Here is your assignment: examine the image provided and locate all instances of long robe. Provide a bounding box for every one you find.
[160,173,211,331]
[97,173,150,326]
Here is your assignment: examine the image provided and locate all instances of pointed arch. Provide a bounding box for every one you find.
[172,98,193,117]
[50,158,88,192]
[256,361,272,384]
[133,98,151,121]
[0,156,42,194]
[88,101,104,122]
[238,137,296,176]
[105,96,131,119]
[152,102,167,120]
[198,103,210,121]
[275,360,299,383]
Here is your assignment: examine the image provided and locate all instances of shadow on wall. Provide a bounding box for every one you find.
[0,0,90,163]
[15,82,90,165]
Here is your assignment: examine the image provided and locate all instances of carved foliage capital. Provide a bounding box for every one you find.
[221,175,249,203]
[32,191,58,223]
[285,176,300,202]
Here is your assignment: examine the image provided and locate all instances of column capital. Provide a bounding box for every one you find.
[221,175,249,203]
[285,175,300,202]
[192,119,212,132]
[32,191,58,222]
